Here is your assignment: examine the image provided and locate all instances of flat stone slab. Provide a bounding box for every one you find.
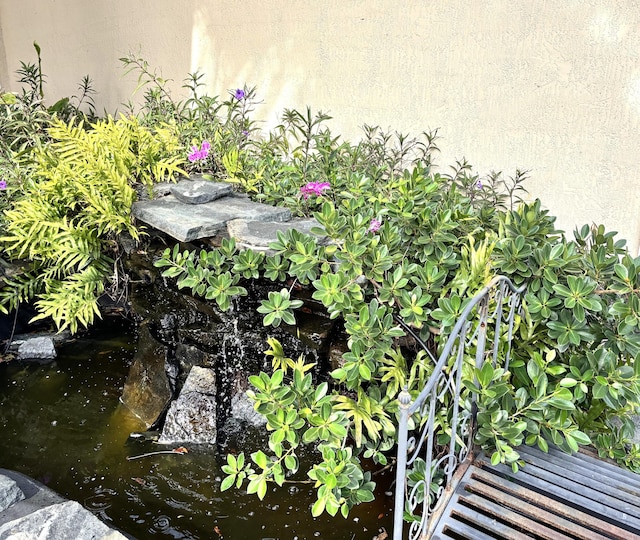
[133,194,292,242]
[170,179,232,204]
[0,469,128,539]
[226,218,326,252]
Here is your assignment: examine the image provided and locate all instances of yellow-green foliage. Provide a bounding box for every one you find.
[0,115,185,332]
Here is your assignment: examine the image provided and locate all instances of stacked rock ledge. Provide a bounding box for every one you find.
[132,179,324,249]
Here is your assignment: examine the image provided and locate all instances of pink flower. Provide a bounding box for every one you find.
[300,181,331,200]
[368,218,382,233]
[188,141,210,162]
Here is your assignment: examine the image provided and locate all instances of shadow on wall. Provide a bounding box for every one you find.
[0,1,197,115]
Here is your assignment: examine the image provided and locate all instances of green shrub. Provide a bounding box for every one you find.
[154,92,640,518]
[1,51,260,332]
[120,53,257,181]
[0,43,97,226]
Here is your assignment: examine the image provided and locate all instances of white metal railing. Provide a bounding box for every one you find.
[393,276,525,539]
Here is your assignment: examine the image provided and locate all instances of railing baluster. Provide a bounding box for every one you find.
[446,322,467,487]
[491,283,505,367]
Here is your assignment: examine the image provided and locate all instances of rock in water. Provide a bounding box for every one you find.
[120,325,172,428]
[0,475,24,512]
[16,336,56,361]
[159,366,217,444]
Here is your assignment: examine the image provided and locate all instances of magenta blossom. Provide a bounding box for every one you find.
[300,181,331,200]
[0,180,6,190]
[188,140,210,162]
[234,88,246,100]
[368,218,382,233]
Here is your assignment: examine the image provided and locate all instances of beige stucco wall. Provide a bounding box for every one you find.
[0,23,7,90]
[1,1,638,254]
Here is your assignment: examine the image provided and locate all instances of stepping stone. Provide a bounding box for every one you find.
[133,194,292,242]
[170,179,232,204]
[226,218,326,252]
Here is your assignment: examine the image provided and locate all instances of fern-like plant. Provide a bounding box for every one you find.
[0,115,186,332]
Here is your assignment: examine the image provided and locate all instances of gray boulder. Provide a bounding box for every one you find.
[15,337,56,361]
[0,477,23,513]
[159,366,217,444]
[229,391,266,427]
[0,500,126,540]
[629,414,640,444]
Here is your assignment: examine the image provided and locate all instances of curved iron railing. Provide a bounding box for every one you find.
[393,276,526,539]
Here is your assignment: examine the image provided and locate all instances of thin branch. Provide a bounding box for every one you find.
[127,448,188,461]
[595,288,640,295]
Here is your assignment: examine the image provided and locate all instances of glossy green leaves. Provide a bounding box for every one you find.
[257,288,304,327]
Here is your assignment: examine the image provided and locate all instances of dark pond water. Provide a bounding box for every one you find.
[0,318,393,539]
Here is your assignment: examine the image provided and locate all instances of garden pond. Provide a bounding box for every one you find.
[0,317,393,539]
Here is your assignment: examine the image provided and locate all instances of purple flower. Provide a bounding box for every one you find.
[475,179,483,189]
[242,130,249,137]
[0,180,6,190]
[368,218,382,233]
[300,181,331,200]
[234,88,246,100]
